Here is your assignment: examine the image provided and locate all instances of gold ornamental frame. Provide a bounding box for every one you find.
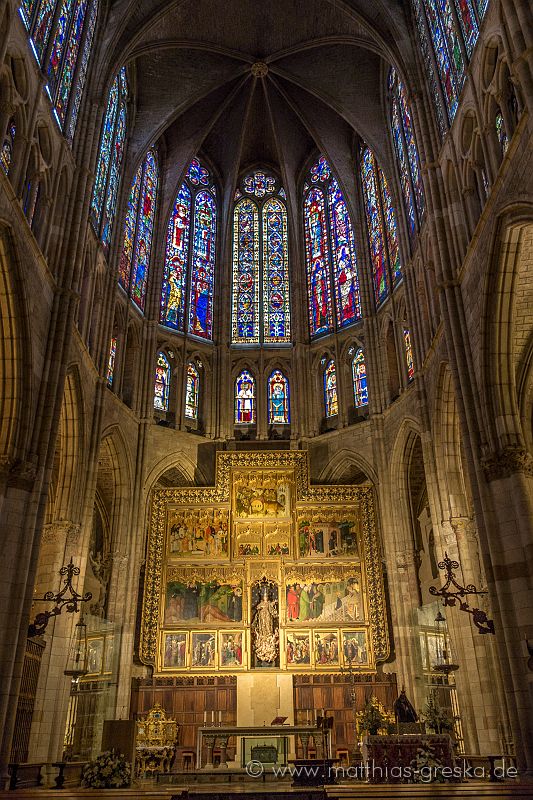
[140,451,389,670]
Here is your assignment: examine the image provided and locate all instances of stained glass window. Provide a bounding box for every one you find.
[304,157,361,338]
[262,198,290,342]
[360,145,403,306]
[106,337,117,387]
[231,175,290,345]
[90,68,128,251]
[404,329,415,381]
[268,370,290,424]
[411,0,485,131]
[1,119,16,176]
[119,148,159,312]
[495,111,509,155]
[189,191,216,338]
[244,171,276,197]
[388,68,426,237]
[154,352,170,411]
[324,360,338,418]
[185,363,199,420]
[160,158,217,340]
[21,0,97,140]
[328,178,362,327]
[235,370,256,424]
[352,349,368,408]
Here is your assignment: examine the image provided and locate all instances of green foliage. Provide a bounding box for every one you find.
[357,696,394,735]
[422,693,454,734]
[81,750,131,788]
[411,743,449,783]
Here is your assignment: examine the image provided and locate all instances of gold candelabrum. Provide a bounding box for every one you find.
[135,704,178,777]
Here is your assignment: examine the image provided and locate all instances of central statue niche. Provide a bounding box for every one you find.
[251,579,280,668]
[140,451,388,674]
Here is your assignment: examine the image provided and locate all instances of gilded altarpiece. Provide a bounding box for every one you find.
[140,452,389,674]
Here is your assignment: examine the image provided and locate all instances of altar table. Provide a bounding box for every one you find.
[196,724,322,769]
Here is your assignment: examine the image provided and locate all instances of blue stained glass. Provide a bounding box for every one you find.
[378,167,402,286]
[454,0,479,56]
[90,76,118,231]
[352,349,368,407]
[410,5,448,137]
[31,0,56,62]
[161,183,191,331]
[232,198,259,343]
[395,77,426,223]
[327,178,361,327]
[263,197,290,343]
[53,0,88,128]
[310,156,331,183]
[189,190,216,339]
[361,146,389,305]
[185,363,200,420]
[90,68,127,250]
[130,149,158,311]
[186,158,210,186]
[392,96,417,237]
[154,352,170,411]
[1,119,16,176]
[20,0,39,27]
[438,0,466,81]
[235,370,256,424]
[324,360,338,417]
[419,0,460,121]
[66,0,96,142]
[102,103,126,249]
[304,188,333,336]
[46,0,75,100]
[476,0,488,17]
[268,370,290,424]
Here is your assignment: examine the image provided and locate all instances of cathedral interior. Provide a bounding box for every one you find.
[1,0,533,793]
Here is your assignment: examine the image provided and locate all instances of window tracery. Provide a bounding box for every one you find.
[360,145,402,306]
[119,148,159,312]
[304,156,361,338]
[160,158,217,340]
[232,171,290,344]
[90,68,128,251]
[20,0,97,141]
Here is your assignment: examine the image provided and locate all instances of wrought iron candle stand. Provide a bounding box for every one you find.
[28,557,92,637]
[429,552,495,635]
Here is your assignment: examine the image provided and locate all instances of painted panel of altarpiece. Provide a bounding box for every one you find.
[140,451,388,674]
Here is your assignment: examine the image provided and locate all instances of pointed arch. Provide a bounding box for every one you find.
[267,369,290,425]
[234,369,256,424]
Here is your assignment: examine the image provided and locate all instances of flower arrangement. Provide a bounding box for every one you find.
[355,696,395,736]
[422,694,454,735]
[81,750,131,788]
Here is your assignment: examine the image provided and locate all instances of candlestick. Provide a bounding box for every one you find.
[203,711,207,723]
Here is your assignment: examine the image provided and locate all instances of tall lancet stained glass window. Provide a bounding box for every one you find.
[268,370,290,425]
[160,158,217,340]
[235,370,256,424]
[360,144,402,306]
[411,0,484,132]
[119,148,159,312]
[154,352,170,411]
[304,156,362,338]
[185,363,200,420]
[324,359,339,418]
[352,348,368,408]
[20,0,98,142]
[231,171,290,345]
[90,68,128,250]
[388,69,425,236]
[404,329,415,381]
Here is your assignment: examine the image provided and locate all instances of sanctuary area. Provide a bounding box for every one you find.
[0,0,533,795]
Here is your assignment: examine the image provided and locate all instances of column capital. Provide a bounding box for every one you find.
[481,446,533,481]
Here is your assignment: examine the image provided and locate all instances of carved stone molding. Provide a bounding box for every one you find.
[41,521,81,547]
[482,446,533,482]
